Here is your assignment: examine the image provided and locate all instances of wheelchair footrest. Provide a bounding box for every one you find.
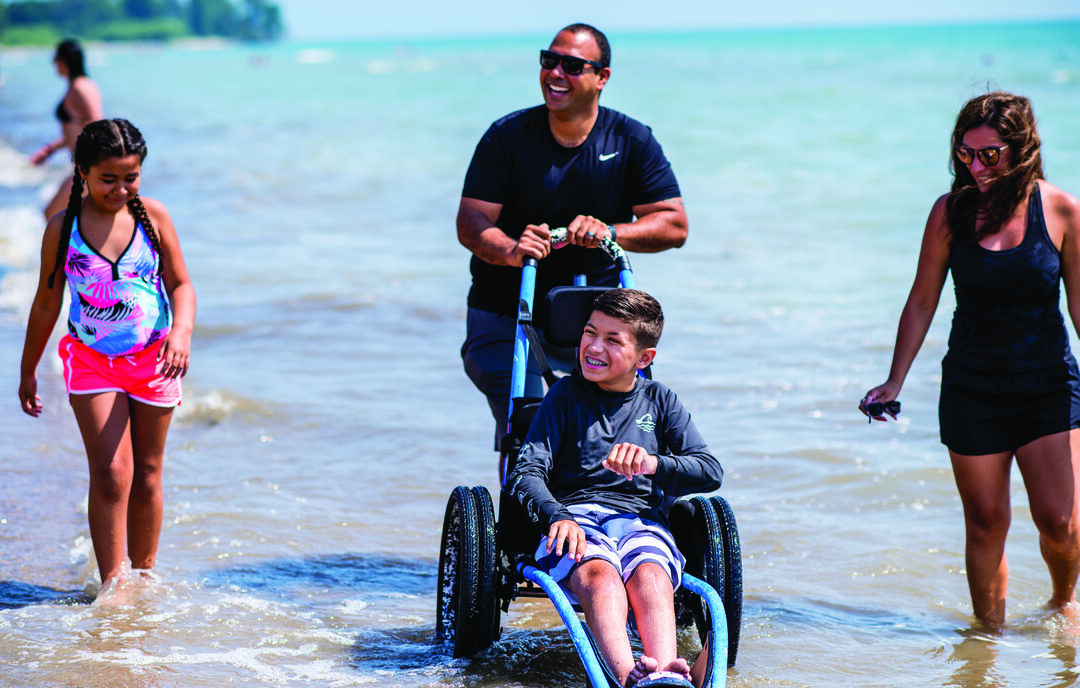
[636,672,694,688]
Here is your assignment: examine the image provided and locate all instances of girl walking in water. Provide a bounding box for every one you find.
[18,118,196,602]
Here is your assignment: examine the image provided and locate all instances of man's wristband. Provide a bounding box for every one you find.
[608,225,617,242]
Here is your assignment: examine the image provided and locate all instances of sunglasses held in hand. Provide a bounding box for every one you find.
[540,49,604,76]
[864,400,901,423]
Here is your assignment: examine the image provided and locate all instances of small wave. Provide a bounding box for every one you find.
[0,213,43,319]
[0,141,54,320]
[175,389,278,427]
[0,141,54,188]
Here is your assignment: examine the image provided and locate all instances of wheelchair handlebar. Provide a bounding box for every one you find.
[547,227,631,275]
[509,228,635,436]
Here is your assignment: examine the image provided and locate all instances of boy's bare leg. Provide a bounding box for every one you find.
[627,563,679,666]
[568,559,636,685]
[626,563,691,683]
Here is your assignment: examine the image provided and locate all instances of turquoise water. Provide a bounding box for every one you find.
[2,20,1080,686]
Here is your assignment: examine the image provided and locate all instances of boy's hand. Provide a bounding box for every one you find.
[602,442,658,480]
[546,519,586,561]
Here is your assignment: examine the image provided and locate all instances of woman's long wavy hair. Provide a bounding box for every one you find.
[47,118,162,288]
[945,92,1044,243]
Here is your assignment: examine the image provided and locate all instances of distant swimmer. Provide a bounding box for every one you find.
[456,23,688,475]
[862,92,1080,626]
[30,39,104,221]
[18,119,196,603]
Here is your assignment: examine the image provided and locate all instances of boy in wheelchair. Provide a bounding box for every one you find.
[507,288,722,688]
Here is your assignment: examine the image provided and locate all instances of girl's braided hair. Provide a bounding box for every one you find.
[47,118,162,288]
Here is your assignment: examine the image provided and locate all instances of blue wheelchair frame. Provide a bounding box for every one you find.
[438,231,737,688]
[521,564,727,688]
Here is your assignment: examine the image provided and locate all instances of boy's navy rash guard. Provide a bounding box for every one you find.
[508,374,722,531]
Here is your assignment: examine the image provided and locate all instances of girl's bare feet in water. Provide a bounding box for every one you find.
[92,574,133,607]
[625,655,692,687]
[91,566,161,607]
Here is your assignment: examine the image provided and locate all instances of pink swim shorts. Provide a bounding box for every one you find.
[59,334,182,407]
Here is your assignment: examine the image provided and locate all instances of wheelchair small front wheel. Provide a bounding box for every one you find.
[436,485,500,657]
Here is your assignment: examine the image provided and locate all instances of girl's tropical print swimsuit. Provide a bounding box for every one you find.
[65,216,171,356]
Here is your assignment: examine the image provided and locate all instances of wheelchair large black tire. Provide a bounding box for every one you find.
[710,495,742,667]
[436,485,500,657]
[470,486,501,644]
[672,495,742,667]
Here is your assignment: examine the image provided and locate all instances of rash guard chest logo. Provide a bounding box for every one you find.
[635,413,656,432]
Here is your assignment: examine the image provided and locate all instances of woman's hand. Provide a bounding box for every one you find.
[860,382,901,421]
[30,143,55,166]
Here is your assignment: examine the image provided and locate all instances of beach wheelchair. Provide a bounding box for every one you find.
[438,232,742,687]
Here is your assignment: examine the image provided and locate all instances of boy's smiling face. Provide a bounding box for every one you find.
[579,311,656,392]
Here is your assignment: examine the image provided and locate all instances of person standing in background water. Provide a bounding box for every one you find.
[18,119,195,602]
[30,38,104,221]
[861,92,1080,625]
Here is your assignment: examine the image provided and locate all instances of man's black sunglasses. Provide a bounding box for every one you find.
[865,400,901,423]
[540,49,604,76]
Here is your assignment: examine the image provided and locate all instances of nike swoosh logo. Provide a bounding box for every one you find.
[599,152,619,161]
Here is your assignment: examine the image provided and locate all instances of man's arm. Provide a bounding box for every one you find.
[456,197,552,267]
[559,197,688,252]
[616,198,688,253]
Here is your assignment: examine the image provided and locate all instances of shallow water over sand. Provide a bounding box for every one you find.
[3,22,1080,686]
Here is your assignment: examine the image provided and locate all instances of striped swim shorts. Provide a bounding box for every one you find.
[534,503,685,603]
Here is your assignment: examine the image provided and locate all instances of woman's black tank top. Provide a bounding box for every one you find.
[946,184,1071,371]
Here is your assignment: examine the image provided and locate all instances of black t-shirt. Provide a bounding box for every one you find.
[462,105,682,315]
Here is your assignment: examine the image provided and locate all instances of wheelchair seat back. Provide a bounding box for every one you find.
[539,285,612,348]
[499,284,615,563]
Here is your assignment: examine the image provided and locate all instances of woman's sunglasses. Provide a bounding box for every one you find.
[864,400,901,423]
[954,145,1008,167]
[540,49,604,76]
